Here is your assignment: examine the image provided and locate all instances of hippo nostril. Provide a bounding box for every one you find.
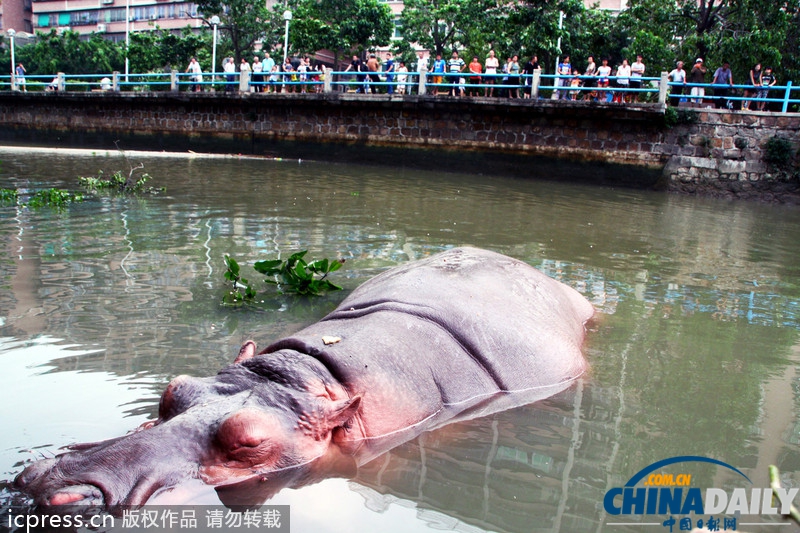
[14,457,59,490]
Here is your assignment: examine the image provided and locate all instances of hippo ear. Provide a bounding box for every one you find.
[326,396,361,431]
[234,340,257,364]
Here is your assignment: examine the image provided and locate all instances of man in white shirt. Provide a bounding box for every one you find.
[630,55,645,101]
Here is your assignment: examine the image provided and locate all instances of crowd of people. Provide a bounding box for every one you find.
[186,53,331,93]
[183,50,782,110]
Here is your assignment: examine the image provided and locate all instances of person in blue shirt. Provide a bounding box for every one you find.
[557,55,571,99]
[432,54,446,94]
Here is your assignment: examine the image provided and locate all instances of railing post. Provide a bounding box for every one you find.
[239,71,250,93]
[170,70,178,92]
[112,71,120,92]
[57,72,66,92]
[418,67,427,96]
[659,71,669,104]
[782,80,793,113]
[532,69,541,99]
[323,69,332,93]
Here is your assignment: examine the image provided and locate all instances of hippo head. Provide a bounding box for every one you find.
[14,341,362,509]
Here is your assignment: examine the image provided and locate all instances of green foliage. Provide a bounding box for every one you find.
[400,0,501,58]
[78,169,163,194]
[223,251,344,305]
[0,188,19,204]
[288,0,393,63]
[223,255,258,303]
[763,136,796,168]
[0,186,85,209]
[17,30,124,75]
[194,0,274,65]
[663,107,698,128]
[25,189,85,208]
[616,0,800,83]
[129,27,211,73]
[6,28,211,77]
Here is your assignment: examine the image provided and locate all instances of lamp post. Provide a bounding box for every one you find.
[211,15,220,83]
[125,0,130,82]
[282,10,292,65]
[552,10,564,100]
[7,29,16,91]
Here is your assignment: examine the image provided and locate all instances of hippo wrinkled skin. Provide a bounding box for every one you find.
[15,247,594,509]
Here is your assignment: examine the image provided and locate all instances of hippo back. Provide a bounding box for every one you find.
[264,247,594,437]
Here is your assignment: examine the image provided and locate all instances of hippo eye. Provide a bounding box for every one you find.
[216,409,283,468]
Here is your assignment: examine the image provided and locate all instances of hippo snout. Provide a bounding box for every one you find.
[15,456,109,508]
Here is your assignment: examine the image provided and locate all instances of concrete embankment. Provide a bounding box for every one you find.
[0,91,797,201]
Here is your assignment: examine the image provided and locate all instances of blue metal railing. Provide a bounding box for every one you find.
[1,69,798,112]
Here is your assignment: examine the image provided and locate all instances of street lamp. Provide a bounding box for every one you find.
[125,0,130,82]
[7,29,16,91]
[210,15,220,83]
[282,10,292,65]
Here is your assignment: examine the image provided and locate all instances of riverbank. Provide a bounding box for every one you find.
[0,91,797,201]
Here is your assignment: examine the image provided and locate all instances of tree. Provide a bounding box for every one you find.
[193,0,275,66]
[17,30,124,75]
[288,0,393,66]
[616,0,800,80]
[128,27,210,73]
[399,0,503,58]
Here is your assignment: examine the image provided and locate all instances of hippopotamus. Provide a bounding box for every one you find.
[14,247,593,510]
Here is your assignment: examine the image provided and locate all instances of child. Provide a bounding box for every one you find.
[570,69,582,101]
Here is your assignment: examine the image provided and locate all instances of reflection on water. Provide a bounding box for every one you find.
[0,147,799,532]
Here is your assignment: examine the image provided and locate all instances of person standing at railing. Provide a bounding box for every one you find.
[507,55,521,98]
[712,61,733,109]
[484,50,499,97]
[397,61,409,95]
[239,58,251,92]
[432,54,446,95]
[252,56,263,93]
[447,51,466,96]
[366,54,381,94]
[522,55,539,99]
[557,55,571,100]
[596,58,612,101]
[263,54,275,91]
[582,56,596,100]
[630,55,645,102]
[758,67,777,111]
[344,55,366,93]
[468,56,482,97]
[667,61,687,106]
[688,58,707,104]
[15,63,26,92]
[268,63,280,93]
[384,52,395,94]
[223,57,236,93]
[614,59,631,103]
[742,63,762,110]
[186,57,203,93]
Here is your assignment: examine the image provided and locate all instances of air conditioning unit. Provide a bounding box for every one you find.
[150,13,158,20]
[101,0,114,5]
[97,23,106,32]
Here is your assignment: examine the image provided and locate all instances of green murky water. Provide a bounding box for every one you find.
[0,147,798,532]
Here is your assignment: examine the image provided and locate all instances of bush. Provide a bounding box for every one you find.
[763,136,795,168]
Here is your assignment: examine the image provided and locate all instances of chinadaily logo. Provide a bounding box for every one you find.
[603,456,798,531]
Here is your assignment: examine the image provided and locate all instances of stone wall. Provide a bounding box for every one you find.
[657,110,800,201]
[0,91,797,200]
